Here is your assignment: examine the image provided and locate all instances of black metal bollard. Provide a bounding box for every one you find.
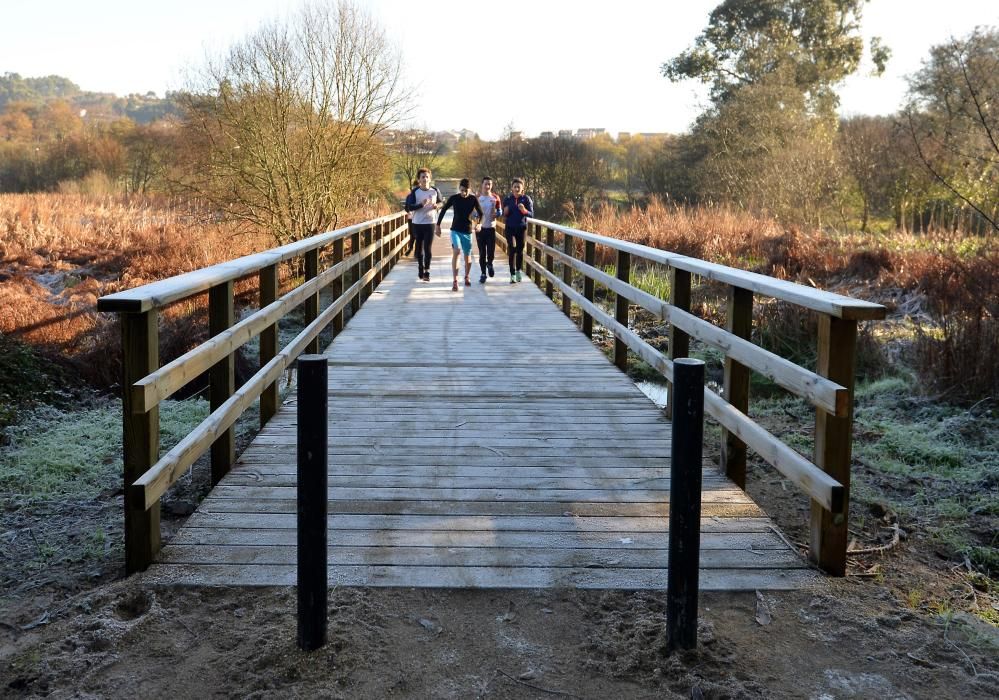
[297,355,328,651]
[667,358,705,651]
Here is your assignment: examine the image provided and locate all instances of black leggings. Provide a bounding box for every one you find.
[476,228,496,273]
[412,224,434,274]
[505,226,525,273]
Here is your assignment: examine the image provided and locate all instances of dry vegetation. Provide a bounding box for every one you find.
[574,197,998,403]
[0,193,387,411]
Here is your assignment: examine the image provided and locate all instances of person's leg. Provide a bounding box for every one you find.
[414,227,424,277]
[414,225,428,277]
[424,227,434,279]
[406,221,414,255]
[450,230,460,290]
[514,228,525,275]
[476,231,488,274]
[485,228,496,275]
[464,253,472,285]
[505,230,516,279]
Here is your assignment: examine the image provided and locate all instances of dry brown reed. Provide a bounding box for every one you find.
[1,193,389,392]
[572,198,996,402]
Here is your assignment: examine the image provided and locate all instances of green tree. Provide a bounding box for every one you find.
[662,0,888,113]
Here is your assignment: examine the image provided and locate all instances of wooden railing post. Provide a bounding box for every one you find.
[532,223,542,286]
[722,286,752,488]
[544,227,555,299]
[561,232,573,318]
[666,268,691,420]
[373,221,383,287]
[121,310,160,573]
[209,281,235,485]
[362,226,373,302]
[810,314,857,576]
[304,248,320,354]
[614,250,631,371]
[350,230,361,315]
[583,240,596,338]
[259,264,279,429]
[331,238,345,337]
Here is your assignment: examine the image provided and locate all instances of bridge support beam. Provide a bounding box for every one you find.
[582,241,595,338]
[259,264,279,429]
[666,268,691,420]
[209,281,235,485]
[122,310,160,573]
[614,250,630,371]
[810,315,856,576]
[722,286,752,488]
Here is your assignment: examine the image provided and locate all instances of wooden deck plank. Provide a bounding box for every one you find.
[149,251,815,590]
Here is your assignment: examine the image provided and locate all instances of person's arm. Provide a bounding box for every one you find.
[404,189,419,212]
[523,195,535,218]
[501,196,510,218]
[437,195,455,227]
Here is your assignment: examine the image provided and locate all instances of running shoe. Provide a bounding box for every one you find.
[464,276,471,287]
[423,273,430,282]
[479,273,487,283]
[516,270,523,282]
[452,280,458,291]
[487,263,494,277]
[510,274,516,284]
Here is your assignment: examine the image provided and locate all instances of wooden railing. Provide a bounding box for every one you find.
[498,218,886,576]
[97,212,409,573]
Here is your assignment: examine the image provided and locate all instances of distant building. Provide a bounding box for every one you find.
[575,128,606,139]
[539,131,554,139]
[617,131,630,140]
[557,130,573,139]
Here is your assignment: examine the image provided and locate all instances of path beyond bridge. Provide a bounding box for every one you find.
[145,252,817,590]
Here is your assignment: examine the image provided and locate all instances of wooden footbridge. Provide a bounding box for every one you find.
[97,211,885,589]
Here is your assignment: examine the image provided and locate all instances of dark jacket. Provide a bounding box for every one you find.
[502,193,534,228]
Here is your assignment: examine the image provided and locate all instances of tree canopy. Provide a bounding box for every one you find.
[662,0,888,112]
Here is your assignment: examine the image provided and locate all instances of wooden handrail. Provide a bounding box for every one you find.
[513,218,885,576]
[133,230,407,510]
[97,212,403,313]
[530,236,848,416]
[130,242,379,413]
[525,255,844,513]
[527,218,887,321]
[99,212,408,573]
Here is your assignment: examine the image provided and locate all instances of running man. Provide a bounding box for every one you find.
[436,178,483,291]
[405,168,442,281]
[475,176,501,283]
[501,177,534,283]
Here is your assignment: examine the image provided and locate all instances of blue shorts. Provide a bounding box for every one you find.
[450,230,473,256]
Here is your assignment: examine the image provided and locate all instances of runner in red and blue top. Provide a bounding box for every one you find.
[436,178,484,291]
[501,178,534,283]
[475,176,501,283]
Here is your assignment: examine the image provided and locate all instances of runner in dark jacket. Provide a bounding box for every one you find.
[501,178,534,283]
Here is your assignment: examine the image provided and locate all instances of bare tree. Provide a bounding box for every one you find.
[390,129,443,188]
[175,0,411,243]
[905,28,999,233]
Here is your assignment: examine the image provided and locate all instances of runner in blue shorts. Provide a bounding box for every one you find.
[437,178,484,292]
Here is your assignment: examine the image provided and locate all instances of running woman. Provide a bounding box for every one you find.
[405,168,442,281]
[475,176,501,283]
[501,178,534,283]
[436,178,483,291]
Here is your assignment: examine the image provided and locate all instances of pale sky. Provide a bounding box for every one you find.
[1,0,995,139]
